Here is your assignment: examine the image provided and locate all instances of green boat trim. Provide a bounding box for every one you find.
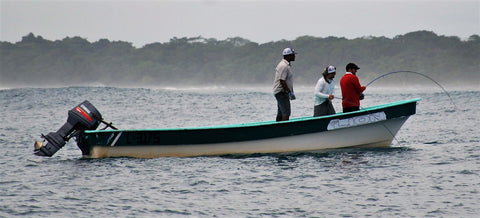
[85,98,421,133]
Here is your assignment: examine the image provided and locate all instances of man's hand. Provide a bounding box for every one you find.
[289,92,296,100]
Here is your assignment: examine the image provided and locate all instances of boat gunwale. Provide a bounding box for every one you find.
[85,98,421,133]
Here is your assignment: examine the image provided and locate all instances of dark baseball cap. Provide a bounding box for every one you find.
[346,63,360,71]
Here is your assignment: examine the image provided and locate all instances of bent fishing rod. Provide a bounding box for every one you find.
[364,70,457,110]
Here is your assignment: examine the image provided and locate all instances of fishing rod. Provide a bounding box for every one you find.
[365,70,457,110]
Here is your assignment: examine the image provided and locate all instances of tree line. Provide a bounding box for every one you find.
[1,31,479,87]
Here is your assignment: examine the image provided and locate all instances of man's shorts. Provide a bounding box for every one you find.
[275,92,291,117]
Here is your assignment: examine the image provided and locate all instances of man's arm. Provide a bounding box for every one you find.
[280,79,291,93]
[353,77,366,94]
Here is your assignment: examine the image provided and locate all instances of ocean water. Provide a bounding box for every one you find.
[1,85,479,217]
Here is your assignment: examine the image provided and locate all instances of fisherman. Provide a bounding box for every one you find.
[273,48,297,121]
[340,63,366,113]
[314,66,336,117]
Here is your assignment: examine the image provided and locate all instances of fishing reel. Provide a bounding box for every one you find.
[34,100,104,157]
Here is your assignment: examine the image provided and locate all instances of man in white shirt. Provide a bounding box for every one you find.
[273,48,297,121]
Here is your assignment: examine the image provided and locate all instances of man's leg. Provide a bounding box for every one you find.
[275,92,291,121]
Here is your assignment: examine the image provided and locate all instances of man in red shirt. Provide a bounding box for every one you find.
[340,63,366,113]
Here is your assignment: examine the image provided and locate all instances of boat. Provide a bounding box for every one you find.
[34,98,421,158]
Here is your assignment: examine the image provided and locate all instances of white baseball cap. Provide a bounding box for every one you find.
[327,66,336,74]
[282,48,297,55]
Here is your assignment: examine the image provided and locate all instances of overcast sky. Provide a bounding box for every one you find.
[1,0,479,47]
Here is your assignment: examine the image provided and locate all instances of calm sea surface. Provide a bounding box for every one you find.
[1,85,479,217]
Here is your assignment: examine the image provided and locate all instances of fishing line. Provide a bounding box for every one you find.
[377,120,401,146]
[365,70,457,110]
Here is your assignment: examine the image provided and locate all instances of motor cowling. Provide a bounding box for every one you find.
[34,100,102,157]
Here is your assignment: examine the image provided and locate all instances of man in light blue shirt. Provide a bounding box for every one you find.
[314,66,336,117]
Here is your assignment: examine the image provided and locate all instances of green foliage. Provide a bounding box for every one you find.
[1,31,478,87]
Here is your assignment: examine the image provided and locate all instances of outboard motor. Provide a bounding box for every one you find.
[34,100,102,157]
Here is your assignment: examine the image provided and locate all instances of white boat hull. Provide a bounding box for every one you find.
[89,116,409,158]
